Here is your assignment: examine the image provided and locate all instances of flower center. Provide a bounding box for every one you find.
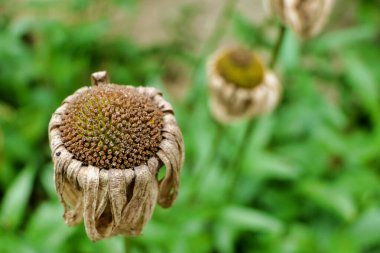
[59,85,163,170]
[216,48,264,88]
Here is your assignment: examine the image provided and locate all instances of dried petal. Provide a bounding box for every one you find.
[116,166,158,236]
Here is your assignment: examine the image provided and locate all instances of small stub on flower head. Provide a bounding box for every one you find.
[59,84,164,170]
[91,71,110,86]
[216,47,265,89]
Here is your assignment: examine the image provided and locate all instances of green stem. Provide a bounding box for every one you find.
[202,122,225,170]
[226,119,256,190]
[269,25,286,69]
[193,120,225,177]
[124,237,132,253]
[227,25,286,193]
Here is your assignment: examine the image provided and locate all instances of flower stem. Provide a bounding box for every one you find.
[227,119,256,183]
[227,24,286,193]
[269,25,286,69]
[203,122,225,169]
[188,119,225,200]
[124,237,132,253]
[193,120,225,177]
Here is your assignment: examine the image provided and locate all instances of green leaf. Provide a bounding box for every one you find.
[221,206,284,235]
[25,202,76,253]
[342,52,379,118]
[298,180,356,222]
[213,221,236,253]
[0,166,36,231]
[0,228,36,253]
[351,208,380,248]
[39,164,56,200]
[310,25,377,53]
[247,152,301,180]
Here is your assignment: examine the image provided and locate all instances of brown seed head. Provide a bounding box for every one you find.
[59,84,163,170]
[216,47,265,89]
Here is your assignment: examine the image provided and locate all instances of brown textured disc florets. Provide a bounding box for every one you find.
[59,84,163,170]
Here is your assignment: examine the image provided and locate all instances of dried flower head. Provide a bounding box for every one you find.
[268,0,335,38]
[48,71,184,241]
[207,47,281,123]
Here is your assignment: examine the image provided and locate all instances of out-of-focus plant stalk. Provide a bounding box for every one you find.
[186,0,238,110]
[228,25,286,191]
[189,0,238,180]
[194,119,225,177]
[125,237,132,253]
[269,25,286,68]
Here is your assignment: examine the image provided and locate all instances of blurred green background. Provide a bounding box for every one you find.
[0,0,380,252]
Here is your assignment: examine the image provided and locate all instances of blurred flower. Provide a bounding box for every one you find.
[207,47,281,123]
[48,71,184,241]
[268,0,335,38]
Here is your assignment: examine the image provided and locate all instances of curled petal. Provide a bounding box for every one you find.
[162,114,184,161]
[61,160,84,226]
[157,147,180,208]
[108,169,130,228]
[53,103,68,117]
[48,113,63,132]
[147,157,160,175]
[49,129,63,154]
[95,170,110,220]
[62,179,83,226]
[116,165,158,236]
[54,147,73,201]
[136,86,160,99]
[63,87,89,104]
[65,159,82,189]
[154,95,173,113]
[78,165,110,241]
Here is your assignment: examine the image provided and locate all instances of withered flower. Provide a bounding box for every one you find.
[48,71,184,241]
[207,47,281,124]
[268,0,335,38]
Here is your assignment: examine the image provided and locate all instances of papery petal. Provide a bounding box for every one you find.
[156,147,180,208]
[62,179,83,226]
[78,165,110,241]
[108,169,130,227]
[116,165,158,235]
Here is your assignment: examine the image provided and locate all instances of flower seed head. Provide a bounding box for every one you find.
[49,71,184,241]
[268,0,335,38]
[216,47,264,88]
[207,46,282,123]
[59,85,163,170]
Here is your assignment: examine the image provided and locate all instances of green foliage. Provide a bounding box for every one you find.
[0,0,380,252]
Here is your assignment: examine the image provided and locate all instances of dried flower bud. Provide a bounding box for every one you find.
[207,47,281,123]
[48,71,184,241]
[268,0,335,38]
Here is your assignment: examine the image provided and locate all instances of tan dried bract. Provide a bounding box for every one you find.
[207,47,282,124]
[268,0,335,38]
[48,71,184,241]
